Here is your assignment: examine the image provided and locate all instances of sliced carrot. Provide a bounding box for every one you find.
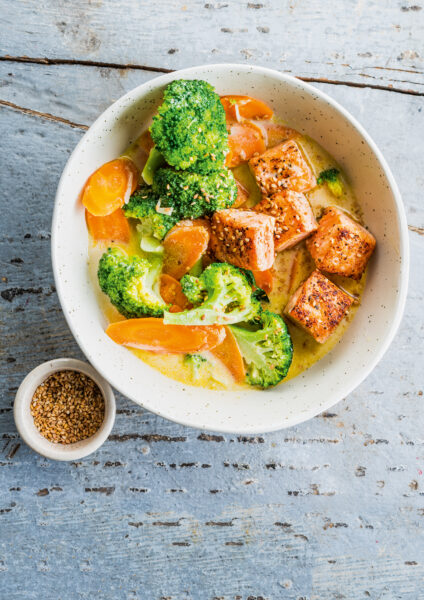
[160,274,191,312]
[85,208,130,243]
[255,121,298,148]
[234,179,250,208]
[82,158,139,217]
[163,220,210,280]
[211,326,246,382]
[252,268,274,294]
[138,130,154,154]
[226,121,266,168]
[221,95,273,121]
[106,318,226,354]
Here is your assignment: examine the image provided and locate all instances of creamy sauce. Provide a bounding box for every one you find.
[87,123,367,391]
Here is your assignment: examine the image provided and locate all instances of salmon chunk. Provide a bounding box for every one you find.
[306,207,376,279]
[210,209,275,271]
[285,270,354,343]
[249,140,316,195]
[254,190,318,252]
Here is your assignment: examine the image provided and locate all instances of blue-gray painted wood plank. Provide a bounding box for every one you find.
[1,2,424,598]
[1,0,424,94]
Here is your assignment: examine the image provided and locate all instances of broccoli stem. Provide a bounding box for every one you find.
[142,147,166,185]
[189,258,203,277]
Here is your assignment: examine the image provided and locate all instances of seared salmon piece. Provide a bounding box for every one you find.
[210,209,275,271]
[249,140,316,195]
[306,207,376,280]
[254,190,317,252]
[285,270,354,344]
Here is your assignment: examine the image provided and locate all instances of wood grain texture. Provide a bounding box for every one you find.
[1,1,424,598]
[1,0,424,94]
[1,60,422,227]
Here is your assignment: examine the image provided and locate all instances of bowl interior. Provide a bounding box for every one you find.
[52,64,408,433]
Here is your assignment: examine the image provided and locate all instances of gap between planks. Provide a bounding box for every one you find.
[0,98,88,130]
[1,57,423,238]
[1,55,423,97]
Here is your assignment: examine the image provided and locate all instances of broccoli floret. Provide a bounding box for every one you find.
[183,353,207,381]
[230,311,293,389]
[98,247,167,318]
[150,79,229,174]
[317,168,344,197]
[180,274,207,305]
[153,168,237,220]
[123,187,178,240]
[163,262,261,326]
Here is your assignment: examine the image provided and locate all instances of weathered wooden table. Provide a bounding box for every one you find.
[1,2,423,598]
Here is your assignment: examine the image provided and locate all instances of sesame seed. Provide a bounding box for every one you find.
[30,371,104,444]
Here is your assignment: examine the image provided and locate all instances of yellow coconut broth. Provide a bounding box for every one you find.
[87,124,366,391]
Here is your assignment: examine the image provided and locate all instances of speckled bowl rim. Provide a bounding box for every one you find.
[14,358,116,460]
[52,64,409,433]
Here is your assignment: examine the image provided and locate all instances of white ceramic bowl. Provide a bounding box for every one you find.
[14,358,116,460]
[52,64,409,433]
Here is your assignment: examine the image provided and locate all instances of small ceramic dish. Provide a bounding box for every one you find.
[52,64,409,433]
[14,358,116,461]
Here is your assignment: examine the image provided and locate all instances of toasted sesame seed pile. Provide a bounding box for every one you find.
[30,371,105,444]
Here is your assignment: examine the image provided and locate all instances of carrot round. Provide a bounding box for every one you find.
[226,121,266,168]
[211,326,246,382]
[82,158,139,217]
[160,274,191,312]
[252,268,274,295]
[85,208,130,243]
[106,318,226,354]
[221,95,273,121]
[163,220,210,280]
